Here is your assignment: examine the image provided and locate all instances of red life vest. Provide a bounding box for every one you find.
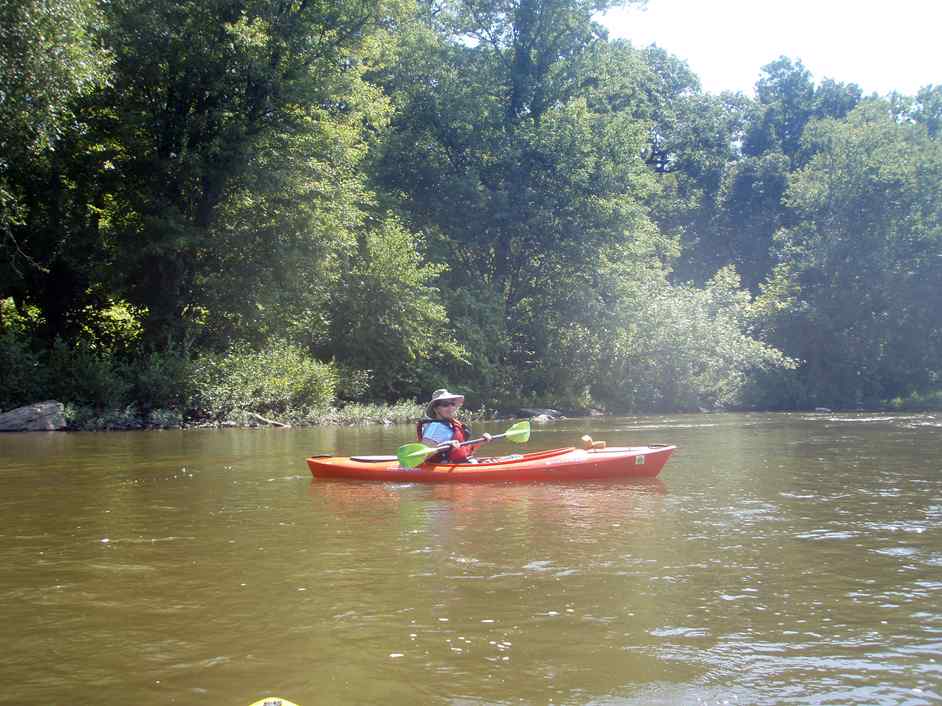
[416,417,475,463]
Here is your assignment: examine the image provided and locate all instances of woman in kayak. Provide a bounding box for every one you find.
[418,388,491,463]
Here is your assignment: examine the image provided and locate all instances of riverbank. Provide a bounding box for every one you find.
[0,398,594,432]
[5,328,940,433]
[2,394,940,432]
[65,400,433,431]
[0,399,546,432]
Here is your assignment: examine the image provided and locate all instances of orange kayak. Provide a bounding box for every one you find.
[307,445,675,482]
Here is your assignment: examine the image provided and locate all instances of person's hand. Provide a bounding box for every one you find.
[447,439,461,449]
[482,433,492,442]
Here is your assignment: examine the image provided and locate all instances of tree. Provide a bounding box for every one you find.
[536,258,795,411]
[906,85,942,137]
[325,219,465,400]
[0,0,109,155]
[759,100,942,406]
[629,45,755,286]
[79,0,391,347]
[373,0,670,400]
[744,57,817,162]
[0,0,111,331]
[679,58,865,292]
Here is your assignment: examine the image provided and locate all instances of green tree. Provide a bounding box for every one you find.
[759,100,942,407]
[0,0,111,332]
[745,57,817,162]
[913,85,942,137]
[325,219,465,400]
[680,58,864,292]
[629,45,755,286]
[90,0,389,346]
[374,0,667,400]
[0,0,109,156]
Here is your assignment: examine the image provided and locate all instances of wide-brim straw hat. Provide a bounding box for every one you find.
[425,388,465,417]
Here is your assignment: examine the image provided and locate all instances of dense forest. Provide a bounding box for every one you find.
[2,0,940,427]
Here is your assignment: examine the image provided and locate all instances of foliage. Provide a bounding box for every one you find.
[437,284,519,406]
[373,1,671,404]
[582,265,795,411]
[46,338,131,412]
[0,0,110,156]
[192,340,338,421]
[758,100,942,407]
[1,0,939,417]
[325,219,465,400]
[0,328,48,411]
[86,0,395,345]
[0,0,114,341]
[132,349,196,414]
[315,400,424,425]
[332,364,375,403]
[912,85,942,137]
[886,389,942,412]
[667,57,864,292]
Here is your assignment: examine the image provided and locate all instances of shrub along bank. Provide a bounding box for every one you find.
[0,333,425,430]
[4,320,938,432]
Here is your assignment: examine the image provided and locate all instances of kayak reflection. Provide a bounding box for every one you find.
[308,476,667,522]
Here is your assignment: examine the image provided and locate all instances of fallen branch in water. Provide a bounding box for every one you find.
[248,412,290,428]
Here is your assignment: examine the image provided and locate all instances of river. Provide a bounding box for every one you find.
[1,412,940,705]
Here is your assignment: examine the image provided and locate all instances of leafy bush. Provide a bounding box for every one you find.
[47,338,131,412]
[132,349,195,413]
[146,408,185,428]
[583,267,797,412]
[63,404,144,431]
[333,363,373,402]
[192,340,337,420]
[311,400,424,425]
[886,389,942,411]
[0,329,49,411]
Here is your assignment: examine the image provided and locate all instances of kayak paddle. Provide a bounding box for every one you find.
[396,420,531,468]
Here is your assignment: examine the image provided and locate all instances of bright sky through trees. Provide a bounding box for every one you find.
[602,0,940,96]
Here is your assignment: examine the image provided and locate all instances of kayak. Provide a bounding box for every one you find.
[306,444,675,483]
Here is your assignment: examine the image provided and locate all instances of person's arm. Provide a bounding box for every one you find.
[464,432,493,452]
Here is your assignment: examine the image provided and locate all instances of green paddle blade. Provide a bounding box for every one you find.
[397,442,437,469]
[504,420,531,443]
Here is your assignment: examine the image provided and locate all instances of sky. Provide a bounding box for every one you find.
[601,0,940,97]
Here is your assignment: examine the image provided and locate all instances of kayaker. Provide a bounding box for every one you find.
[417,388,491,463]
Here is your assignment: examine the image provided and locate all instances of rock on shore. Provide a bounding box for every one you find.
[0,401,67,432]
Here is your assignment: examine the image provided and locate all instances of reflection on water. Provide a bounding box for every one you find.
[1,413,941,705]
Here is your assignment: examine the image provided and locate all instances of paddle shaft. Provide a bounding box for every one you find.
[431,430,504,452]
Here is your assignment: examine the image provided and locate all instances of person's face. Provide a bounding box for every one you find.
[435,400,458,418]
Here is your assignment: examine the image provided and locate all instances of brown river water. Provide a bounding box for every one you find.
[1,412,940,705]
